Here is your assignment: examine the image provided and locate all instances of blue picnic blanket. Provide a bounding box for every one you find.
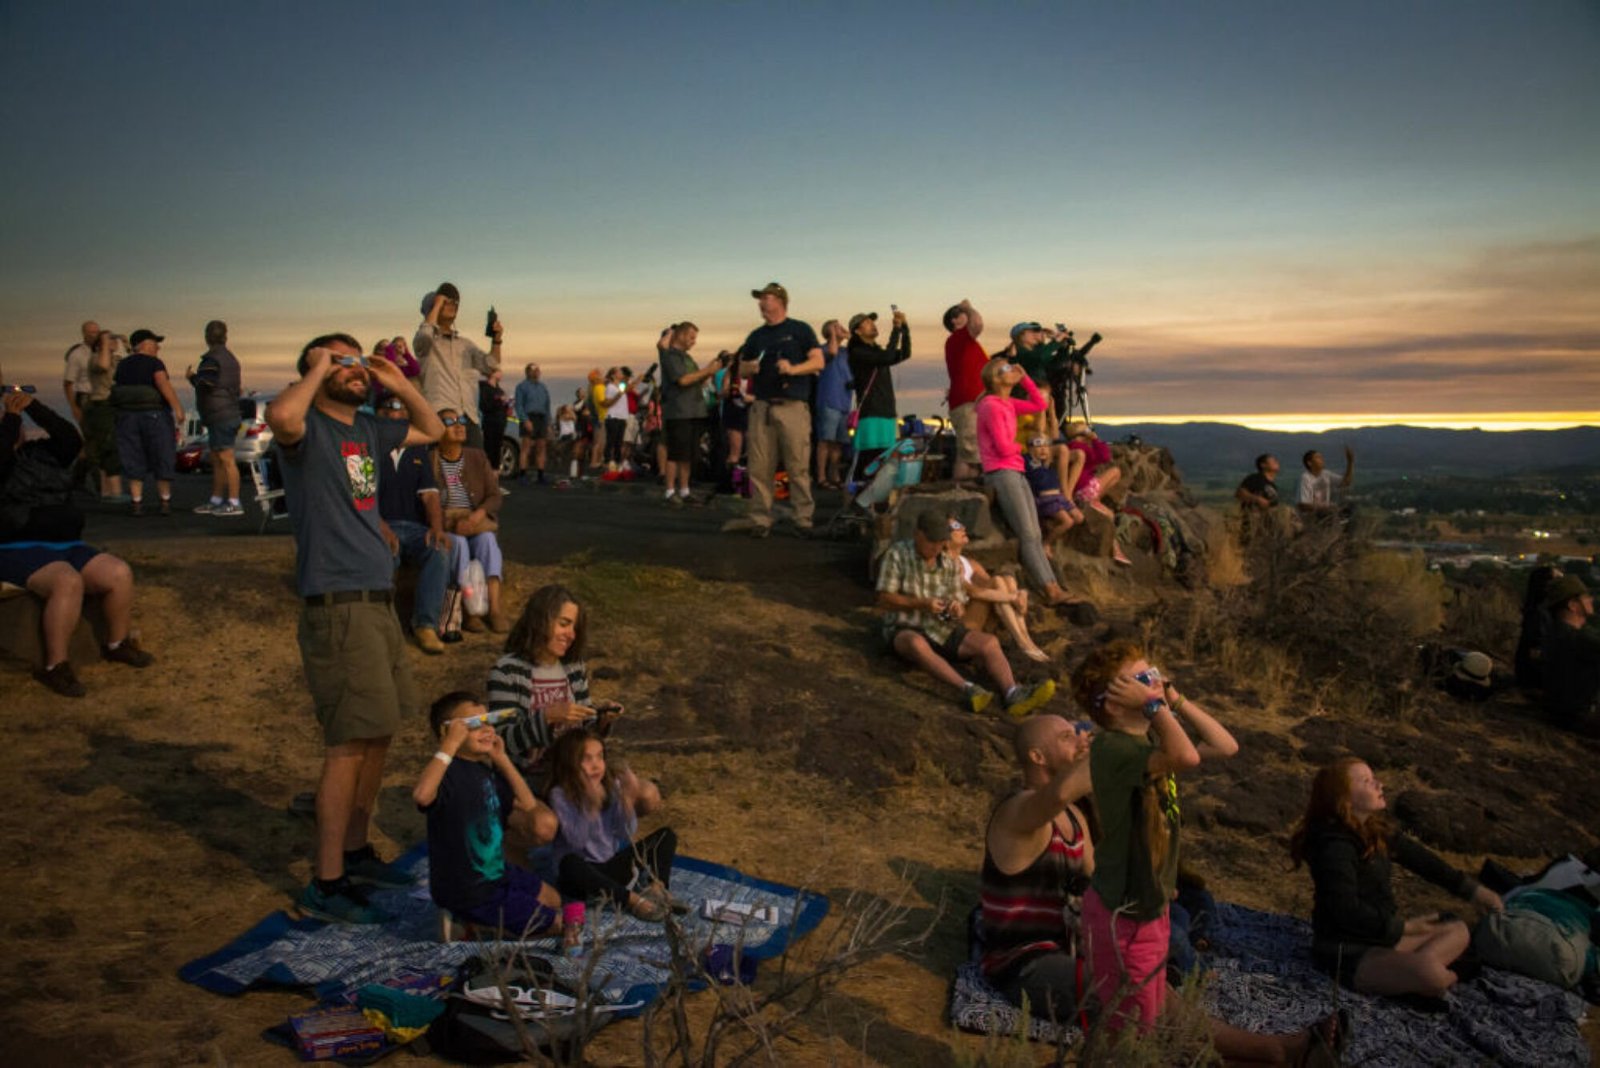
[180,845,828,1017]
[950,902,1590,1066]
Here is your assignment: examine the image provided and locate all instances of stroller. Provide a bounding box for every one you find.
[824,420,934,540]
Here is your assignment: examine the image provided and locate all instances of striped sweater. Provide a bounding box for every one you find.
[485,654,591,764]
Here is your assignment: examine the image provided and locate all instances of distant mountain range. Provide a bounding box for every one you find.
[1094,422,1600,485]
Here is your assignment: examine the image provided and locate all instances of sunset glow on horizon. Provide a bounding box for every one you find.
[2,2,1595,428]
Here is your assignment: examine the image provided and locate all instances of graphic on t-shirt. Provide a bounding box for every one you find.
[340,441,378,511]
[469,775,506,883]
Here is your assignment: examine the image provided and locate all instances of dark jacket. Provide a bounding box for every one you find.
[1303,819,1478,959]
[847,325,911,420]
[0,400,84,543]
[1543,619,1600,731]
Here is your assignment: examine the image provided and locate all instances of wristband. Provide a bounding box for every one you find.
[1171,693,1188,713]
[433,750,453,766]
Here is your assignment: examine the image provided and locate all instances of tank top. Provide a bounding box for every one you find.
[979,802,1088,980]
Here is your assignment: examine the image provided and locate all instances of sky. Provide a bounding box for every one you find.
[2,0,1596,430]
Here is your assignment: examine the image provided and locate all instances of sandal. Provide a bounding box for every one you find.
[1299,1009,1349,1066]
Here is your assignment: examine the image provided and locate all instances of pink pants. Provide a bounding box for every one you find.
[1083,887,1170,1034]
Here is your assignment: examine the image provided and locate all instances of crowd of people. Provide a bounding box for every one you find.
[1,283,1595,1056]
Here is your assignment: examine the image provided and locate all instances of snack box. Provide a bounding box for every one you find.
[288,1006,385,1062]
[700,899,780,925]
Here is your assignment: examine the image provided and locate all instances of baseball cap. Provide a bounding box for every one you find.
[128,329,164,347]
[1009,321,1044,340]
[915,510,953,542]
[1544,574,1591,608]
[750,281,789,303]
[848,312,878,332]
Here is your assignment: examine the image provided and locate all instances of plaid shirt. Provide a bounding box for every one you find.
[877,539,964,644]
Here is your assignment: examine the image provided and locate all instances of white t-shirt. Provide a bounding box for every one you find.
[63,343,93,395]
[602,382,627,419]
[1298,470,1337,508]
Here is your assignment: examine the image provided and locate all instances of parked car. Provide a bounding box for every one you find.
[234,393,276,465]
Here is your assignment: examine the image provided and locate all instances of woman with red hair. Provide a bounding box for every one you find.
[1289,758,1503,1000]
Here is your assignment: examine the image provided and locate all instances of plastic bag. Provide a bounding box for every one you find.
[463,560,488,617]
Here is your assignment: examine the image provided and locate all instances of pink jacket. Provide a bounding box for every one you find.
[976,376,1046,474]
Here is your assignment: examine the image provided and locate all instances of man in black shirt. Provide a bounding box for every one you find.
[0,391,154,696]
[1235,453,1287,539]
[1542,575,1600,736]
[736,282,823,537]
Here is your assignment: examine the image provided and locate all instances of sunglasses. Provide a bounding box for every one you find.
[334,355,369,368]
[455,709,516,729]
[382,399,405,411]
[440,416,466,427]
[1133,667,1164,687]
[948,519,965,532]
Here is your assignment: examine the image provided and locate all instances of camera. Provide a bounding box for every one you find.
[641,363,658,383]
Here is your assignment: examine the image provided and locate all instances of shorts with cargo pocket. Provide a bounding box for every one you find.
[297,600,418,746]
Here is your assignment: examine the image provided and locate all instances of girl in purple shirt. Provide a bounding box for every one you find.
[546,728,679,921]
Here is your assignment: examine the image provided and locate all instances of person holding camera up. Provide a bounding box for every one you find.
[656,322,717,504]
[737,282,824,536]
[846,307,912,474]
[414,282,502,451]
[875,510,1056,717]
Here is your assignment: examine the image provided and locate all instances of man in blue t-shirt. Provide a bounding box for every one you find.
[268,333,445,924]
[736,282,823,536]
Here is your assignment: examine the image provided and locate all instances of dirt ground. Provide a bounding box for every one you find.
[1,481,1595,1066]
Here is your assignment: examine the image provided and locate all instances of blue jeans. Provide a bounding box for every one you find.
[985,468,1056,591]
[389,520,451,630]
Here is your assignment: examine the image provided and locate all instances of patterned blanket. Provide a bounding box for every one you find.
[180,846,829,1016]
[950,902,1590,1066]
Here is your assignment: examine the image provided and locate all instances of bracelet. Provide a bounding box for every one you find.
[1171,693,1188,713]
[433,750,453,766]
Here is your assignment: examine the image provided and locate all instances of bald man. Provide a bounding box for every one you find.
[977,714,1095,1021]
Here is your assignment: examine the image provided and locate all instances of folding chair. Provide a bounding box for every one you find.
[249,454,288,533]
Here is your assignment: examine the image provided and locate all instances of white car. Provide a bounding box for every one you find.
[233,393,276,465]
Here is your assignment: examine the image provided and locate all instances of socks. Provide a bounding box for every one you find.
[227,497,240,507]
[664,488,676,499]
[1004,685,1023,703]
[208,496,223,506]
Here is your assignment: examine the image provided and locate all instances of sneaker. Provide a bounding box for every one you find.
[130,500,143,517]
[791,523,815,540]
[34,662,86,698]
[413,627,445,655]
[158,498,172,517]
[102,637,155,668]
[1004,679,1058,720]
[964,685,994,715]
[344,845,416,889]
[296,879,391,924]
[213,502,245,517]
[192,501,218,515]
[749,524,772,539]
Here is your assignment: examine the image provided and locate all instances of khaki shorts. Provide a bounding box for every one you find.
[297,600,417,746]
[950,402,980,465]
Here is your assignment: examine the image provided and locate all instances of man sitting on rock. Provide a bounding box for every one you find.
[0,389,153,696]
[1236,452,1290,539]
[1542,575,1600,736]
[875,509,1054,717]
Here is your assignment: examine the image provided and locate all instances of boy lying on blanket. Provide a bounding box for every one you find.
[981,658,1345,1063]
[414,691,566,936]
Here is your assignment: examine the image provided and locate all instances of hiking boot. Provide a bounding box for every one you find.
[414,627,445,655]
[964,685,994,715]
[1004,679,1058,719]
[34,662,86,698]
[486,610,510,634]
[102,637,155,668]
[213,502,244,517]
[296,879,390,924]
[344,845,416,889]
[158,498,172,516]
[130,500,144,517]
[192,501,218,515]
[462,614,487,633]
